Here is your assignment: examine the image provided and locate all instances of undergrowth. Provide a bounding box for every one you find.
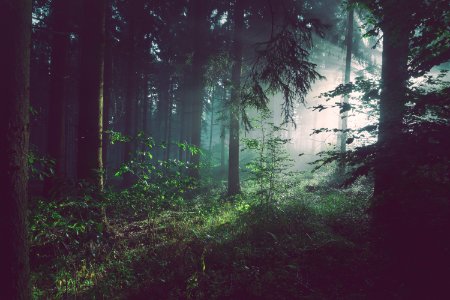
[30,171,372,299]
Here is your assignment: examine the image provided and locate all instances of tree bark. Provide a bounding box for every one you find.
[373,6,409,199]
[77,0,106,190]
[45,0,70,195]
[142,73,151,137]
[103,0,113,182]
[336,7,353,178]
[189,0,210,180]
[157,67,170,159]
[165,88,173,160]
[209,86,215,155]
[228,0,244,196]
[0,0,32,298]
[122,0,142,186]
[220,85,227,172]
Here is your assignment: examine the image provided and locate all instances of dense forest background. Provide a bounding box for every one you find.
[1,0,449,299]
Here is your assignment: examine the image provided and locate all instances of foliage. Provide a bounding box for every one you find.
[313,70,450,187]
[112,132,201,216]
[243,112,295,206]
[28,146,55,181]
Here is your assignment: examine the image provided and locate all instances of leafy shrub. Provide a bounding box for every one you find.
[111,132,200,216]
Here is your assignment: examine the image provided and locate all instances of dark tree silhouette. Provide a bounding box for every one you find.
[0,0,32,298]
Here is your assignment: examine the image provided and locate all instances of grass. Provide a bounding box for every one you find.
[31,174,373,299]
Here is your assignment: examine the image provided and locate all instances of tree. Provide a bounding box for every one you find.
[77,0,106,189]
[357,0,450,297]
[45,0,71,195]
[0,0,32,298]
[228,0,245,196]
[188,0,211,180]
[336,5,353,177]
[103,0,114,181]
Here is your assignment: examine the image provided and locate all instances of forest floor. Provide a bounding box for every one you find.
[30,174,374,299]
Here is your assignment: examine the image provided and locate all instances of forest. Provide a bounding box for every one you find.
[1,0,449,299]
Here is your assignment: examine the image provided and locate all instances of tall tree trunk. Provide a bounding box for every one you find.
[189,0,209,180]
[228,0,244,196]
[373,10,409,199]
[0,0,32,298]
[45,0,70,195]
[142,73,151,137]
[77,0,106,190]
[209,86,215,155]
[157,68,170,159]
[220,85,227,172]
[103,0,113,183]
[336,6,353,177]
[179,99,186,161]
[123,1,139,186]
[220,122,226,170]
[165,89,173,160]
[371,1,412,297]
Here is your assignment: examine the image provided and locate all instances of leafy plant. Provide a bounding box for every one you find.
[243,112,295,207]
[112,133,201,215]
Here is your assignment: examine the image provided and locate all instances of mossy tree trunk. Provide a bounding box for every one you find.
[0,0,32,298]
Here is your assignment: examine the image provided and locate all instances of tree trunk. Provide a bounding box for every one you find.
[179,97,187,161]
[371,1,412,297]
[220,85,227,172]
[142,73,151,137]
[77,0,106,190]
[373,12,409,199]
[189,0,209,180]
[336,6,353,178]
[103,0,113,183]
[228,0,244,196]
[123,1,139,186]
[0,0,32,298]
[157,68,170,159]
[46,0,70,194]
[209,86,215,155]
[165,88,173,160]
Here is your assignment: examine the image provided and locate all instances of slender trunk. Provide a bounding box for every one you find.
[103,0,113,182]
[220,86,227,171]
[123,3,138,185]
[220,124,226,170]
[0,0,32,298]
[165,89,173,160]
[209,86,215,155]
[158,68,170,159]
[77,0,106,190]
[47,0,70,186]
[189,1,209,180]
[179,99,186,161]
[337,7,353,177]
[143,73,150,136]
[228,0,244,196]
